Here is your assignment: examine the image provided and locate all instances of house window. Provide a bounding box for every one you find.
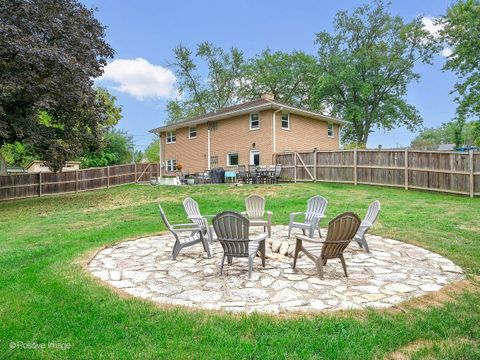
[227,153,239,166]
[166,159,177,172]
[250,113,260,130]
[327,122,334,138]
[281,113,290,129]
[166,131,176,144]
[188,127,197,139]
[210,155,218,165]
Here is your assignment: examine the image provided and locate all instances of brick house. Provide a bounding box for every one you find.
[150,94,347,174]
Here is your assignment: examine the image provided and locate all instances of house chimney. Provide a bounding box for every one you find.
[261,92,275,101]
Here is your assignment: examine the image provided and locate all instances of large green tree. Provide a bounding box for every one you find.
[166,42,245,123]
[241,50,318,108]
[0,0,114,171]
[440,0,480,120]
[312,0,440,145]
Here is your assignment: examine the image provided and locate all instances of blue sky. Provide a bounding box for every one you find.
[82,0,457,150]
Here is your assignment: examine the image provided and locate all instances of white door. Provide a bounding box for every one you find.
[250,150,260,165]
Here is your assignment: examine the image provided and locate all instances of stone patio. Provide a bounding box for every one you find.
[88,225,464,314]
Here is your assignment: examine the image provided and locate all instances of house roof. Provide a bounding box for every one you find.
[149,98,349,133]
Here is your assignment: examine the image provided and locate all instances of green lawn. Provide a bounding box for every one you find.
[0,183,479,359]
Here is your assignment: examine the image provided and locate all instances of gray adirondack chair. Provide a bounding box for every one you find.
[159,204,211,260]
[183,197,214,243]
[288,195,328,238]
[241,194,272,237]
[354,200,381,253]
[292,212,361,278]
[212,211,267,278]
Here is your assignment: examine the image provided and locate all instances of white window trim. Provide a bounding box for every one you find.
[166,131,176,144]
[188,127,197,139]
[327,122,334,138]
[249,113,260,130]
[281,113,290,130]
[166,159,177,172]
[227,152,239,166]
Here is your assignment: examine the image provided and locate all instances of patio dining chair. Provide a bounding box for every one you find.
[292,212,361,278]
[241,194,272,237]
[354,200,381,253]
[159,204,211,260]
[248,165,258,184]
[183,197,215,243]
[212,211,267,278]
[237,165,248,183]
[288,195,328,238]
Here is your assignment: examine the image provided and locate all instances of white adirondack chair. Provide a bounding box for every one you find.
[241,194,272,237]
[288,195,328,238]
[354,200,381,253]
[183,197,214,243]
[159,204,211,260]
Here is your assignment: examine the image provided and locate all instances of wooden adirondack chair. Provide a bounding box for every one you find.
[292,212,361,278]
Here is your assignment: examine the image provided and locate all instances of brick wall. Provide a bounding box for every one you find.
[160,109,340,174]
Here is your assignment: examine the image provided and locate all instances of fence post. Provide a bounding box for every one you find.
[294,152,297,183]
[405,149,409,190]
[107,166,110,189]
[469,149,474,198]
[38,172,42,197]
[353,149,358,185]
[75,170,78,193]
[313,149,317,182]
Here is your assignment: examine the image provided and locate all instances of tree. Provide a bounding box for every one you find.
[241,50,318,108]
[0,0,114,171]
[0,141,35,167]
[166,42,245,123]
[440,0,480,120]
[312,0,440,145]
[95,87,123,128]
[144,138,160,163]
[80,129,135,168]
[410,119,480,149]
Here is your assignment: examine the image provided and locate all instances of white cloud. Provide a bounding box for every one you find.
[422,16,443,38]
[422,16,452,58]
[99,58,176,100]
[441,47,453,57]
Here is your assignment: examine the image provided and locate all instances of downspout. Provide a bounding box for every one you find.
[272,107,283,155]
[207,124,211,170]
[158,132,162,180]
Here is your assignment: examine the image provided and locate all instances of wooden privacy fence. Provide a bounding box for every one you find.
[275,149,480,197]
[0,163,160,202]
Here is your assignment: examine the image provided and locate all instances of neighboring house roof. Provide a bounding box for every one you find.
[25,160,81,169]
[150,98,349,133]
[437,143,456,151]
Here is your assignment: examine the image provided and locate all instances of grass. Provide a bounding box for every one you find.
[0,183,479,359]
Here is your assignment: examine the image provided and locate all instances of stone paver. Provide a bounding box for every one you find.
[88,225,464,314]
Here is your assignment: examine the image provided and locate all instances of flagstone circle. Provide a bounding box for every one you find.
[88,225,464,314]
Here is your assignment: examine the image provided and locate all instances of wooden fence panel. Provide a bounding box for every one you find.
[0,163,159,202]
[275,149,478,197]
